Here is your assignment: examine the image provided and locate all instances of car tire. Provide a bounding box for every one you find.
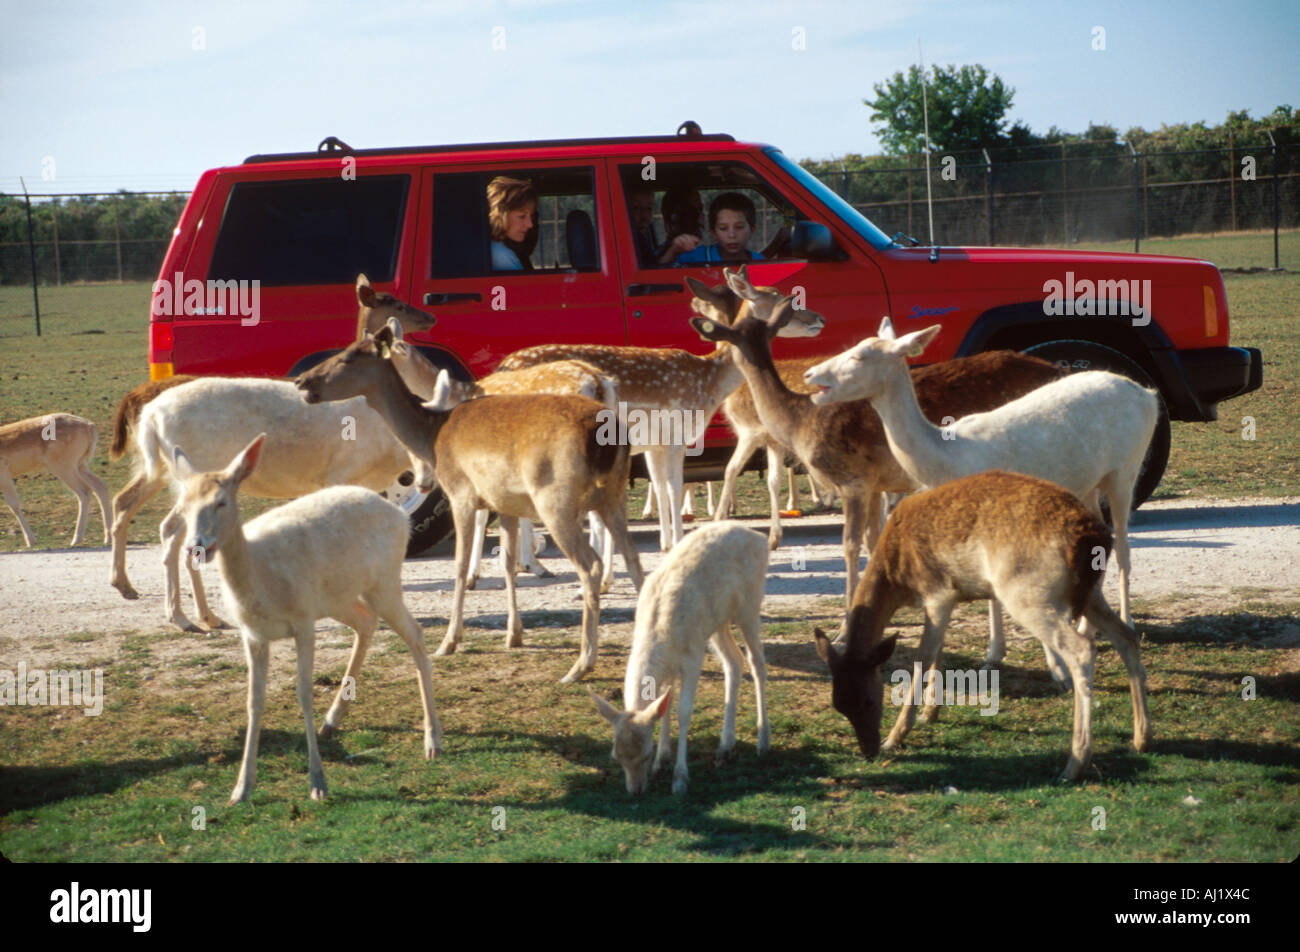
[379,473,455,557]
[1019,339,1172,509]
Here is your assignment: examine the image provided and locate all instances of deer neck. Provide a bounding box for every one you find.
[726,339,811,450]
[364,363,448,464]
[698,344,745,407]
[868,360,953,486]
[845,562,906,660]
[213,508,256,599]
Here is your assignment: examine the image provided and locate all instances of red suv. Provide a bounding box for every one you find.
[149,122,1263,552]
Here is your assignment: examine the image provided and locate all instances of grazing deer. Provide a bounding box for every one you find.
[803,323,1157,629]
[108,284,436,631]
[690,269,1067,611]
[814,471,1151,781]
[496,265,826,551]
[171,434,442,803]
[296,326,644,684]
[591,522,770,795]
[1,413,111,548]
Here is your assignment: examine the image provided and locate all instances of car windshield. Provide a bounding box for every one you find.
[764,147,893,251]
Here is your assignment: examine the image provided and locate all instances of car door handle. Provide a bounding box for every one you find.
[626,283,684,297]
[424,292,482,305]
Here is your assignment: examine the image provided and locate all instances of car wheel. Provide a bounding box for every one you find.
[1019,340,1172,509]
[380,473,454,556]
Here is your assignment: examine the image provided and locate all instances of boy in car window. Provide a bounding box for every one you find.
[672,192,765,265]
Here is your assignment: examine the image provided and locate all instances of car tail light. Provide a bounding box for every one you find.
[1203,285,1218,338]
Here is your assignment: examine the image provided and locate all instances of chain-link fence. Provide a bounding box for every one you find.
[813,135,1298,267]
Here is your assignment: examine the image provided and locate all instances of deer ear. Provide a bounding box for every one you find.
[813,628,839,667]
[889,324,941,357]
[632,688,672,726]
[877,315,897,340]
[172,444,197,480]
[385,315,405,340]
[724,267,760,301]
[226,433,266,484]
[423,369,457,411]
[373,322,396,356]
[690,315,738,343]
[356,274,376,307]
[865,635,898,668]
[588,688,623,725]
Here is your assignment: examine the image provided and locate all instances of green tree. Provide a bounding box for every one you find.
[865,64,1017,156]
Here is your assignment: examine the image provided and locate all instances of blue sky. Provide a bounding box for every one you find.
[1,0,1295,193]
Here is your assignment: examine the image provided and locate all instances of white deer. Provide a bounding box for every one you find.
[804,324,1157,628]
[590,522,770,795]
[170,434,442,803]
[1,413,111,548]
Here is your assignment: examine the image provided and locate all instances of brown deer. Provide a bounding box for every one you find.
[813,470,1152,781]
[495,265,826,551]
[296,325,644,684]
[1,413,111,548]
[690,269,1067,611]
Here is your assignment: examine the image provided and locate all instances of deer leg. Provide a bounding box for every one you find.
[589,512,615,594]
[78,454,113,546]
[704,480,715,517]
[640,478,656,520]
[596,492,644,592]
[545,508,602,684]
[841,493,869,607]
[49,460,92,546]
[293,625,328,800]
[372,588,443,759]
[765,446,784,550]
[321,599,376,735]
[111,471,165,599]
[666,445,687,547]
[437,500,478,656]
[643,448,674,551]
[652,678,674,775]
[709,625,744,763]
[516,519,554,579]
[499,515,525,648]
[715,430,761,522]
[737,600,770,756]
[182,543,232,630]
[1084,588,1151,753]
[160,506,202,632]
[230,636,269,804]
[785,465,799,511]
[0,465,37,547]
[672,654,704,795]
[885,598,953,750]
[465,509,489,590]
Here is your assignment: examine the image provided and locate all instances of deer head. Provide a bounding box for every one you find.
[802,325,942,405]
[172,434,266,561]
[354,273,437,340]
[813,624,897,758]
[590,688,673,794]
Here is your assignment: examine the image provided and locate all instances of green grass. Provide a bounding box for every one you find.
[1,595,1296,861]
[1075,228,1298,272]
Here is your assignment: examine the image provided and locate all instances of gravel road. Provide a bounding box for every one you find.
[2,496,1297,651]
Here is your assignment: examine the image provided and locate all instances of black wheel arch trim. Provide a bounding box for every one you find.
[954,302,1211,422]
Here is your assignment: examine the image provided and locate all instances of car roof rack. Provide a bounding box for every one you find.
[243,121,732,164]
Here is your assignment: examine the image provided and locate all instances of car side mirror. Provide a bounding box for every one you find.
[788,221,838,261]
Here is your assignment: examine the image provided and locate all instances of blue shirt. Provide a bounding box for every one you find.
[491,240,524,271]
[675,245,765,265]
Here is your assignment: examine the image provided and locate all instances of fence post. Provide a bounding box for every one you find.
[50,199,62,286]
[20,177,41,336]
[983,148,994,245]
[1127,141,1141,253]
[1268,131,1280,270]
[1229,130,1237,231]
[112,195,124,282]
[1060,141,1068,245]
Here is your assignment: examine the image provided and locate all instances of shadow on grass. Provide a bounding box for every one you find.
[1138,612,1300,654]
[439,726,863,856]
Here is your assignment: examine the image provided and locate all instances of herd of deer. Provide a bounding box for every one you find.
[3,268,1155,800]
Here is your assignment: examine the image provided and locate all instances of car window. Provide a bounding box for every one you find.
[209,175,408,286]
[431,166,598,278]
[617,161,803,268]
